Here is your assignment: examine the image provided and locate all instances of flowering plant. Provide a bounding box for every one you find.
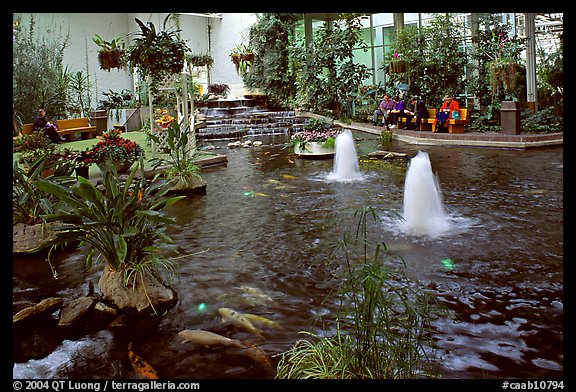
[286,118,341,150]
[89,129,145,165]
[154,109,174,128]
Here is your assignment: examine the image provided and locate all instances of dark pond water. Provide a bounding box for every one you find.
[12,132,563,380]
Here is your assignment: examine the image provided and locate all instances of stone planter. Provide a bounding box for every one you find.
[294,141,335,159]
[98,265,177,316]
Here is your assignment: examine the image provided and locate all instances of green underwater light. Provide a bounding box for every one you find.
[440,258,455,270]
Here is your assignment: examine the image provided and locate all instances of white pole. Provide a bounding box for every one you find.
[148,76,155,158]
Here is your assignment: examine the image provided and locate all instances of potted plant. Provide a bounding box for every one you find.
[286,118,342,158]
[229,43,254,74]
[34,159,186,315]
[186,52,214,68]
[89,129,145,172]
[93,34,127,71]
[207,83,230,98]
[13,158,76,254]
[389,53,406,74]
[127,15,189,92]
[153,109,175,129]
[13,133,74,177]
[149,120,207,194]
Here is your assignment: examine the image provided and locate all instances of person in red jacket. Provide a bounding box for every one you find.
[433,95,460,133]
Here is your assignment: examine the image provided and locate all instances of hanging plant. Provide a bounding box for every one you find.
[186,52,214,68]
[388,53,406,74]
[229,43,254,74]
[93,34,127,71]
[127,15,189,92]
[489,59,518,96]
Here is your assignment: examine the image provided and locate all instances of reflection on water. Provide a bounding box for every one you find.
[13,132,563,379]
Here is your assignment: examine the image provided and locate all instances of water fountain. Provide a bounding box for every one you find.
[326,129,363,182]
[400,150,451,236]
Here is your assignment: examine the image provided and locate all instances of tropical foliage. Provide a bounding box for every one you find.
[244,13,298,106]
[383,14,468,106]
[293,13,372,119]
[149,120,204,191]
[12,15,70,123]
[127,14,190,92]
[34,159,184,284]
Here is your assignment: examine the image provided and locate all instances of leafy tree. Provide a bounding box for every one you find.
[294,13,372,119]
[13,15,70,123]
[383,14,467,107]
[470,14,526,113]
[244,13,298,107]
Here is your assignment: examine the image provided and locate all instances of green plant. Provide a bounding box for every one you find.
[34,158,185,282]
[207,83,230,96]
[276,206,448,379]
[380,129,393,143]
[285,118,340,149]
[244,13,298,106]
[97,89,137,110]
[12,15,70,122]
[149,120,204,191]
[89,129,145,166]
[293,14,371,119]
[127,15,189,92]
[93,34,127,71]
[229,43,254,74]
[186,52,214,68]
[13,156,76,226]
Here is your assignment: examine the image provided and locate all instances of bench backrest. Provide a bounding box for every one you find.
[458,108,468,121]
[21,123,34,135]
[56,117,91,129]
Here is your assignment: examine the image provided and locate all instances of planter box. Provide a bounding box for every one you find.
[294,142,335,159]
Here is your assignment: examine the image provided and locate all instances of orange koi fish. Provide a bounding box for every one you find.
[128,342,159,379]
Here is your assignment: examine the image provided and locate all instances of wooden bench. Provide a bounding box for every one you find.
[55,118,96,141]
[396,108,468,134]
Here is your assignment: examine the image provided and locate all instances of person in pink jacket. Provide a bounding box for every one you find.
[433,95,460,133]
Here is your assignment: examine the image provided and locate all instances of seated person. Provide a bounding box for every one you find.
[372,94,394,128]
[403,96,429,130]
[33,108,63,143]
[433,95,459,133]
[389,96,405,129]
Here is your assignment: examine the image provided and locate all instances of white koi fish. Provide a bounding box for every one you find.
[218,307,263,336]
[178,329,246,349]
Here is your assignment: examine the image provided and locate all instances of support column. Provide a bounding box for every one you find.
[525,13,538,112]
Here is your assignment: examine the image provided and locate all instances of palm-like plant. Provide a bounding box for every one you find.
[34,158,185,283]
[149,120,205,192]
[127,15,189,92]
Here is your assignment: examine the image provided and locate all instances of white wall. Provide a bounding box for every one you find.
[14,12,261,110]
[209,13,258,97]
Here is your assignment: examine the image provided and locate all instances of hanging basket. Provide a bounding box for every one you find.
[390,60,406,74]
[98,49,125,71]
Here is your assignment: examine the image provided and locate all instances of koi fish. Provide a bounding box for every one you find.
[242,341,274,369]
[178,329,246,349]
[239,285,273,303]
[242,313,283,330]
[218,307,263,336]
[281,174,297,179]
[128,342,159,379]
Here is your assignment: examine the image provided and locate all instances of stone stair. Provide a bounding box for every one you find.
[196,98,307,140]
